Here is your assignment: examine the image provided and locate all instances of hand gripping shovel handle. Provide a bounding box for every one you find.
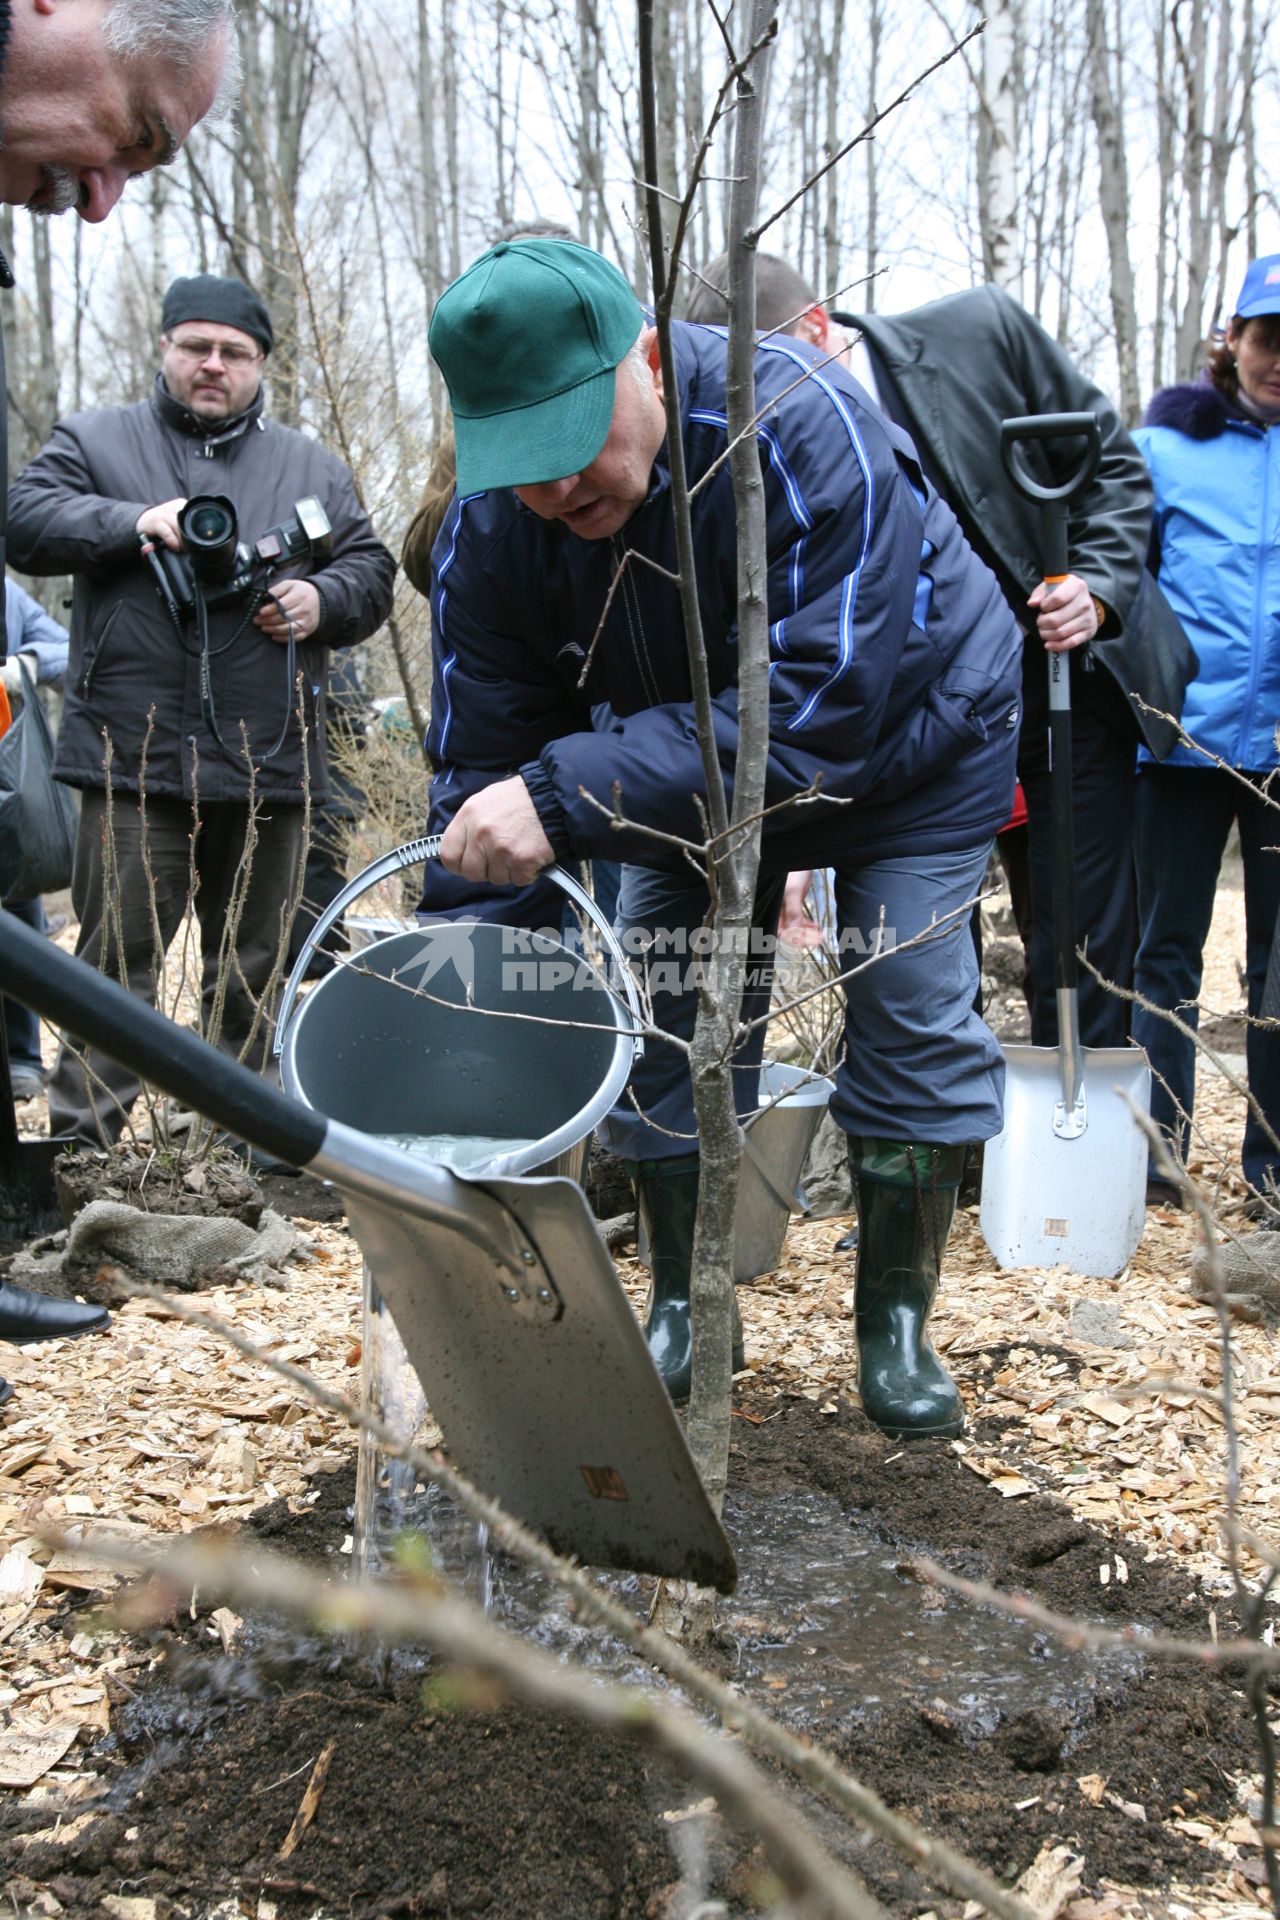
[999,413,1102,1126]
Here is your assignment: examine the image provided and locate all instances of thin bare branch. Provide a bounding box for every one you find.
[749,25,985,242]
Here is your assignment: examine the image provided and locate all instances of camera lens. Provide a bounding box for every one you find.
[186,502,234,545]
[179,493,240,583]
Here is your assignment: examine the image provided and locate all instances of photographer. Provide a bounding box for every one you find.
[8,274,395,1151]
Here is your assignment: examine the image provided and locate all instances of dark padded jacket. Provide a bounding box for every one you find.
[420,320,1022,919]
[8,379,396,804]
[854,288,1197,757]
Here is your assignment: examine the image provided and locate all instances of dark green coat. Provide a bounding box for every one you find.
[853,287,1195,756]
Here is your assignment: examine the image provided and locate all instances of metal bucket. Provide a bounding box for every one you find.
[735,1061,834,1281]
[280,923,632,1182]
[276,838,640,1182]
[271,841,732,1585]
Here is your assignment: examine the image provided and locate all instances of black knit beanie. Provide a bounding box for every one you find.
[161,275,274,356]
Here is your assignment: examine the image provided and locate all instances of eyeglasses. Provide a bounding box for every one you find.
[166,336,262,369]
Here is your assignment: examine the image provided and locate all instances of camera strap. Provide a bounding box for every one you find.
[141,534,305,769]
[195,583,296,768]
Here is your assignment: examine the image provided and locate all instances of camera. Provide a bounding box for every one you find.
[146,493,333,615]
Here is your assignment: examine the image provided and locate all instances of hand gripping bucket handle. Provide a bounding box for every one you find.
[273,835,644,1059]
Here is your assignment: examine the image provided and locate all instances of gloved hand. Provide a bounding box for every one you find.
[1,653,38,702]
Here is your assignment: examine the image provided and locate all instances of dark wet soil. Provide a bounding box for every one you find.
[0,1369,1258,1919]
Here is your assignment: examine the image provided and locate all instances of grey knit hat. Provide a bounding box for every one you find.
[161,274,273,356]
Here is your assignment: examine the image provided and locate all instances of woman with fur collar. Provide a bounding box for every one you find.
[1132,255,1280,1215]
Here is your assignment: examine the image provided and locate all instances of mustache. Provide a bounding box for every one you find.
[28,165,80,218]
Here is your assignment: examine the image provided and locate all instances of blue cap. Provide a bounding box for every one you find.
[1235,255,1280,321]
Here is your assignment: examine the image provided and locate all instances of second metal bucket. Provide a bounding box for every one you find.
[735,1061,834,1281]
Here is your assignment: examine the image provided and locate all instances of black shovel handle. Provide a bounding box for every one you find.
[998,413,1102,578]
[0,908,327,1171]
[1000,413,1103,1002]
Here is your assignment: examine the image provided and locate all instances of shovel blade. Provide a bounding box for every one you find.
[339,1171,738,1592]
[980,1044,1150,1277]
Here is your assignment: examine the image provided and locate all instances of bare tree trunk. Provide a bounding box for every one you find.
[231,0,318,427]
[442,0,461,279]
[684,0,775,1513]
[71,221,84,415]
[1153,0,1175,388]
[416,0,445,422]
[1242,0,1258,257]
[1206,0,1236,327]
[977,0,1021,291]
[652,0,680,262]
[28,221,58,448]
[821,0,846,308]
[864,0,882,309]
[683,0,711,275]
[575,0,602,244]
[1173,0,1211,376]
[1087,0,1141,421]
[493,0,510,232]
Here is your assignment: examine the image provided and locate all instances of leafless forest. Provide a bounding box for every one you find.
[1,0,1272,723]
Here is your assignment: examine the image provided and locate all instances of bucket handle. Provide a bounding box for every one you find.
[274,836,645,1059]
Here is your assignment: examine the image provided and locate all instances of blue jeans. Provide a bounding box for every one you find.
[599,844,1004,1161]
[1133,765,1280,1196]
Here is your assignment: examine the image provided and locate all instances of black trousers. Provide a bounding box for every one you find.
[49,790,306,1146]
[1016,649,1138,1050]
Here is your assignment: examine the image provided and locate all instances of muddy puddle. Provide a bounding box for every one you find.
[352,1475,1140,1750]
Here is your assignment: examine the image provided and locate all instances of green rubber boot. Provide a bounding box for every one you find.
[847,1137,966,1439]
[632,1154,744,1403]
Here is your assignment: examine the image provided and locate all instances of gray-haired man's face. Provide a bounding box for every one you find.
[0,5,229,223]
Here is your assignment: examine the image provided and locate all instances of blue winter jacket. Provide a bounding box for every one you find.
[420,321,1022,918]
[1134,381,1280,770]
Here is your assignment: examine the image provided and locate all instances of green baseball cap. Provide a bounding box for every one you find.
[428,239,644,495]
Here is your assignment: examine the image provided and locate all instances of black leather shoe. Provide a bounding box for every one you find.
[0,1281,109,1345]
[0,1379,13,1407]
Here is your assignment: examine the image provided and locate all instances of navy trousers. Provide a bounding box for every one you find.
[599,843,1004,1162]
[1133,764,1280,1197]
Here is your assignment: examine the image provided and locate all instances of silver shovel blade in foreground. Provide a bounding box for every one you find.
[980,1045,1151,1277]
[332,1161,738,1593]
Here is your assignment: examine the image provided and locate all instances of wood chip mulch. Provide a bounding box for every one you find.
[0,874,1275,1919]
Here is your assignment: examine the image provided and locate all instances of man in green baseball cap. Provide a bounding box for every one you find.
[419,237,1024,1432]
[428,237,666,539]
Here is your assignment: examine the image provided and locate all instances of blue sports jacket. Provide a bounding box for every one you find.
[420,321,1022,917]
[1134,381,1280,772]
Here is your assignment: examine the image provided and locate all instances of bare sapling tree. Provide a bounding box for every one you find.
[631,1,767,1518]
[635,0,779,1529]
[632,1,985,1543]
